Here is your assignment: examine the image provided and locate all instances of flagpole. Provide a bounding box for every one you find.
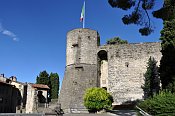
[83,1,85,28]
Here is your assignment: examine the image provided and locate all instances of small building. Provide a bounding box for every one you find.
[25,83,50,113]
[0,74,50,113]
[0,74,25,113]
[0,81,18,113]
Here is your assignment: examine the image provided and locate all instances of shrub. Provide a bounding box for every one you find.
[83,87,113,112]
[138,91,175,115]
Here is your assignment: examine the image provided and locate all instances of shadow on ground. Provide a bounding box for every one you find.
[108,110,137,116]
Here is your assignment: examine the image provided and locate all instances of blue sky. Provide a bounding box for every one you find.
[0,0,163,84]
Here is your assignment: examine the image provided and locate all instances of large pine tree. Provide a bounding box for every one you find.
[49,73,59,99]
[36,71,60,99]
[159,20,175,92]
[36,70,49,85]
[142,57,160,98]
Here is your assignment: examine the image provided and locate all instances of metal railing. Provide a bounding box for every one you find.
[136,105,151,116]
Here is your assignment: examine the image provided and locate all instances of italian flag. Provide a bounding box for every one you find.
[80,1,85,22]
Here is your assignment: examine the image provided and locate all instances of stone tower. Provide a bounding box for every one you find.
[59,28,100,113]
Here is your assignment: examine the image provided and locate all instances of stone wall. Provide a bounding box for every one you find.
[26,84,37,113]
[99,42,162,105]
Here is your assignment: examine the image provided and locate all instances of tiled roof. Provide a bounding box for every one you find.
[31,83,50,89]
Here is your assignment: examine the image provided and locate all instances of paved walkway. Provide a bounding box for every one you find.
[63,110,137,116]
[0,110,137,116]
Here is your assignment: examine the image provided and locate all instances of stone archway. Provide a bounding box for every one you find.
[98,50,108,89]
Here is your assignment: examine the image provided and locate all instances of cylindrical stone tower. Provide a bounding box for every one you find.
[59,28,100,113]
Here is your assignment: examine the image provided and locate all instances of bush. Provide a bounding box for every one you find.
[138,91,175,115]
[83,87,113,112]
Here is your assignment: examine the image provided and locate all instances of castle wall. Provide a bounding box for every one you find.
[99,42,162,105]
[60,28,162,113]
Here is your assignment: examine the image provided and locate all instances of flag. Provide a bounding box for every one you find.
[80,1,85,22]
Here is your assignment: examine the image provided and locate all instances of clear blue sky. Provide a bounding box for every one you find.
[0,0,163,84]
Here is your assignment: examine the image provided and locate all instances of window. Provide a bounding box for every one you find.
[72,43,78,47]
[125,62,129,67]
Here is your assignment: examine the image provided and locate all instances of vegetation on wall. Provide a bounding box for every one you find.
[83,87,113,112]
[106,37,128,45]
[36,70,60,99]
[142,57,160,99]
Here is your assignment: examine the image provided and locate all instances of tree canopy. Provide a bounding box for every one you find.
[108,0,175,35]
[106,37,128,45]
[36,70,49,85]
[49,72,59,99]
[36,70,60,99]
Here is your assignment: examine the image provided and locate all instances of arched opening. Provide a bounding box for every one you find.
[98,50,108,89]
[98,50,108,61]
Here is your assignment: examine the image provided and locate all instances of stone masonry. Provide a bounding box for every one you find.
[98,43,161,105]
[59,28,162,113]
